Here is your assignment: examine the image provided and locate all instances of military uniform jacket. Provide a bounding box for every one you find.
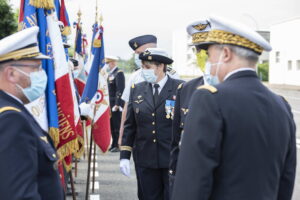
[169,76,204,175]
[0,91,64,200]
[172,70,296,200]
[107,67,125,108]
[120,76,184,168]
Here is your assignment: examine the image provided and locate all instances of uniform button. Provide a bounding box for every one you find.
[152,130,155,134]
[152,113,155,116]
[153,139,156,143]
[181,123,184,126]
[152,122,155,125]
[52,154,56,158]
[169,170,173,174]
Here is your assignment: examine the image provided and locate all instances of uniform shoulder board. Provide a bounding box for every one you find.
[280,95,289,103]
[197,85,218,93]
[131,84,135,89]
[0,106,21,114]
[117,69,123,73]
[177,83,183,90]
[167,66,176,75]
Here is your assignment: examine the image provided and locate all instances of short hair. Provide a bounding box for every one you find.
[215,44,259,64]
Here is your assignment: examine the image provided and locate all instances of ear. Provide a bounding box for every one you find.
[222,46,233,63]
[5,66,19,84]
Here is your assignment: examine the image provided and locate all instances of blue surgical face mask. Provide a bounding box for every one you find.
[134,54,142,69]
[15,68,48,102]
[204,51,224,85]
[142,69,157,83]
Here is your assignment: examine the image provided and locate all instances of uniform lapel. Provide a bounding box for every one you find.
[155,77,172,109]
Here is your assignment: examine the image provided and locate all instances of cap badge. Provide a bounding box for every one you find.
[134,42,138,48]
[192,23,208,31]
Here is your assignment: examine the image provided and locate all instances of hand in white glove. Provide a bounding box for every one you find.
[112,105,120,112]
[79,102,92,117]
[120,159,130,177]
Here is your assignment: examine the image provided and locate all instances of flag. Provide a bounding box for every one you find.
[73,16,88,96]
[47,13,84,170]
[81,26,111,153]
[19,0,60,146]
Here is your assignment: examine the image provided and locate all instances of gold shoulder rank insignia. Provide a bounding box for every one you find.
[177,83,183,89]
[0,106,21,113]
[117,70,123,73]
[131,84,135,89]
[197,85,218,93]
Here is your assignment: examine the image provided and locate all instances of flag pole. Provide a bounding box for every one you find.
[85,103,98,200]
[69,169,77,200]
[92,139,97,192]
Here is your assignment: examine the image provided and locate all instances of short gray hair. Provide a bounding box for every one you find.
[215,44,259,64]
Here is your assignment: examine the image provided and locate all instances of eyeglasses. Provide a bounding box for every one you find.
[10,63,42,70]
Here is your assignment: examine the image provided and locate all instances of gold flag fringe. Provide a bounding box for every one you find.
[93,39,101,48]
[57,138,79,162]
[29,0,55,9]
[49,127,60,148]
[62,26,71,36]
[63,159,72,172]
[74,136,85,159]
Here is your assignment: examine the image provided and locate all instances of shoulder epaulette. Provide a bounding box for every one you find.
[177,83,183,90]
[0,106,21,114]
[131,84,135,89]
[117,69,123,73]
[197,85,218,93]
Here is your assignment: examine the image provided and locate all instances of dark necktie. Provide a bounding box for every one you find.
[153,84,160,106]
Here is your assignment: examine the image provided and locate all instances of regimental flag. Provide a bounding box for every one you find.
[19,0,60,145]
[57,0,71,36]
[47,13,84,170]
[81,26,111,153]
[73,16,88,97]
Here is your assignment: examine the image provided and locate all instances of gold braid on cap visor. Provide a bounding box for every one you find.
[206,30,263,54]
[192,32,209,44]
[0,46,41,62]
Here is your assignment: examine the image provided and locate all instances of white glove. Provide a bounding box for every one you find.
[112,105,119,112]
[79,102,92,117]
[120,159,130,177]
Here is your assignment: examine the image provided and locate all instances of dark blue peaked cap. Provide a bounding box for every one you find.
[128,35,157,51]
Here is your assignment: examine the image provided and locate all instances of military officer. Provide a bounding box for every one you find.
[106,55,125,152]
[0,27,64,200]
[172,15,296,200]
[120,48,184,200]
[118,35,161,200]
[169,19,211,193]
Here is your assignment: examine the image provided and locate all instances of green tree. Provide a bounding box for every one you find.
[0,0,18,39]
[118,53,136,73]
[257,62,269,82]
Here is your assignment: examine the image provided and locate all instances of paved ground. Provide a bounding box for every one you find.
[67,83,300,200]
[66,149,137,200]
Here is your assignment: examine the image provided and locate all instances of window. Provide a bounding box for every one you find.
[275,51,280,63]
[297,60,300,71]
[288,60,292,71]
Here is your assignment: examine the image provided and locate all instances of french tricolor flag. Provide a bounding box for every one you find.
[81,26,111,153]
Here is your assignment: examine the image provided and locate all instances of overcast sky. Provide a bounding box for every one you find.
[9,0,300,59]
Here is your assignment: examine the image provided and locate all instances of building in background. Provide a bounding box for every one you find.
[269,18,300,86]
[172,29,270,78]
